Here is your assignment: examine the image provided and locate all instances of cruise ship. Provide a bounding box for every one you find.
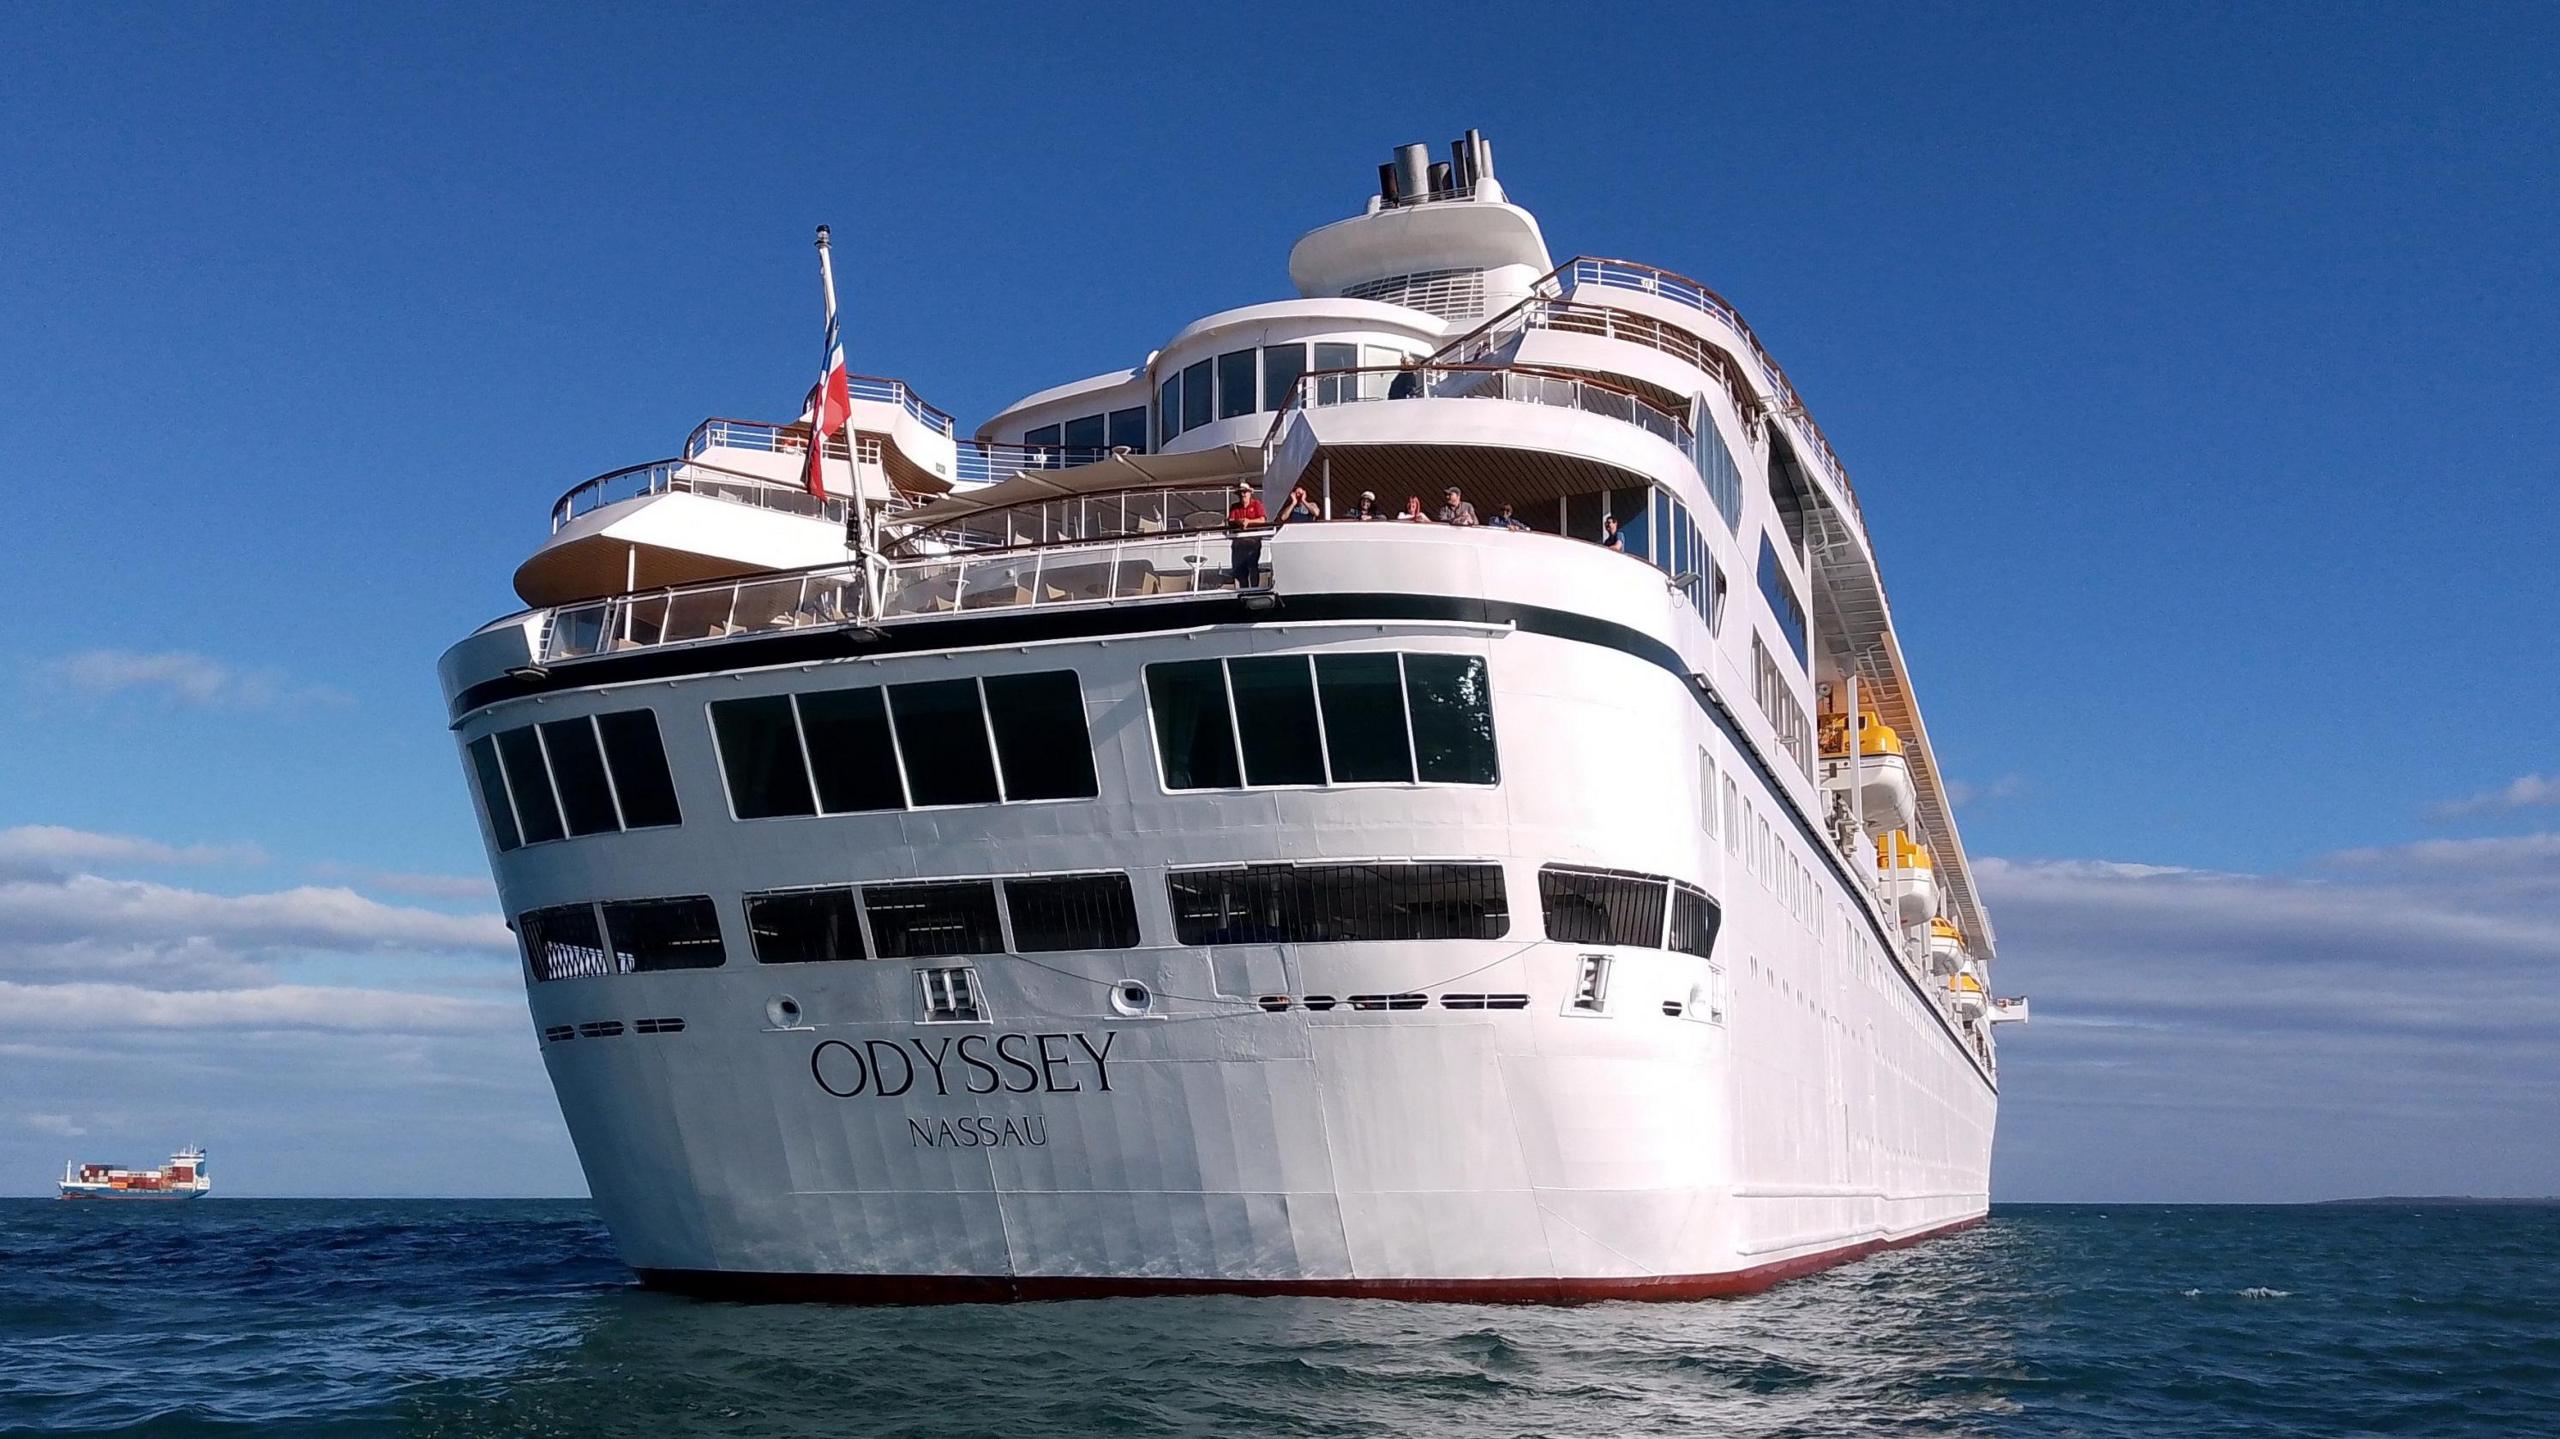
[437,131,2022,1302]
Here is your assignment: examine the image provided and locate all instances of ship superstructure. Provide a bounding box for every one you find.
[60,1147,210,1200]
[438,131,2019,1300]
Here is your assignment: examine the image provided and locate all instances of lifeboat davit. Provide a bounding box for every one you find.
[1877,830,1937,927]
[1951,963,1988,1019]
[1819,712,1916,836]
[1927,916,1967,976]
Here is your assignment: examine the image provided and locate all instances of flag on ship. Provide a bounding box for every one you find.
[801,225,851,501]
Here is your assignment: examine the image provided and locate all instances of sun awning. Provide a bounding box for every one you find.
[893,445,1265,527]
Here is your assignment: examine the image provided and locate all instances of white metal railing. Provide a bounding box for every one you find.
[954,439,1112,487]
[889,484,1242,557]
[848,375,956,437]
[1265,362,1693,457]
[689,416,1106,489]
[538,530,1275,663]
[548,459,855,531]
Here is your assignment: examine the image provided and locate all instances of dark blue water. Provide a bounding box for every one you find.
[2,1201,2553,1436]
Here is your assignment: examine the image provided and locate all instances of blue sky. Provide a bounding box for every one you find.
[2,3,2553,1199]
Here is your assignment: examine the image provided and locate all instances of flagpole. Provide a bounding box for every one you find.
[814,226,874,565]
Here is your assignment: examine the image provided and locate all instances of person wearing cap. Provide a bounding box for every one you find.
[1352,491,1383,521]
[1226,484,1268,586]
[1436,486,1481,527]
[1484,501,1526,531]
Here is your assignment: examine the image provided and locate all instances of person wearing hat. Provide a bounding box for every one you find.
[1225,483,1268,586]
[1435,486,1480,527]
[1352,491,1383,521]
[1485,501,1526,531]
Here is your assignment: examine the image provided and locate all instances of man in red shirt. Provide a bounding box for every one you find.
[1226,485,1268,587]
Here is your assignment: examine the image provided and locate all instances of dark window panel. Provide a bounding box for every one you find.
[1005,873,1140,952]
[797,687,906,813]
[600,896,727,972]
[1025,423,1062,448]
[745,888,867,964]
[1180,359,1213,430]
[887,679,1000,806]
[494,727,565,844]
[1538,866,1669,948]
[1217,348,1258,420]
[1262,343,1308,411]
[863,880,1003,958]
[1314,653,1413,783]
[595,711,681,829]
[1159,376,1181,445]
[1565,490,1604,541]
[1670,884,1722,959]
[1146,660,1241,790]
[1108,406,1147,453]
[1168,863,1508,945]
[982,670,1097,802]
[1062,413,1106,451]
[1611,486,1654,562]
[1228,656,1326,786]
[1404,655,1499,785]
[466,735,521,851]
[538,718,621,837]
[520,903,608,981]
[709,696,816,819]
[1758,536,1809,666]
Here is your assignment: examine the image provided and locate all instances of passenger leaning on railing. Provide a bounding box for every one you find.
[1226,485,1268,587]
[1436,486,1480,526]
[1352,491,1383,521]
[1485,502,1526,531]
[1396,496,1431,522]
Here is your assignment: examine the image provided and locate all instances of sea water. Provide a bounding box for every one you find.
[2,1200,2553,1436]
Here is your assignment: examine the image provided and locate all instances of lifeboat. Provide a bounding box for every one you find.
[1926,916,1966,976]
[1818,712,1916,836]
[1950,964,1988,1020]
[1876,830,1937,927]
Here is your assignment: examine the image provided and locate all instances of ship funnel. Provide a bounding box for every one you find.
[1393,143,1431,204]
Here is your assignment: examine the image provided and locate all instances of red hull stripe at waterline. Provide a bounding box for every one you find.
[635,1214,1983,1306]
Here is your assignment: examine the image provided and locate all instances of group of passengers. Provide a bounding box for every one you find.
[1224,482,1623,586]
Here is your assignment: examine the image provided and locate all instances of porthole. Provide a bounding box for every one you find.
[767,995,804,1028]
[1110,981,1154,1017]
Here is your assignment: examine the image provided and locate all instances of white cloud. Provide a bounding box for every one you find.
[23,1113,87,1138]
[2430,773,2560,819]
[0,825,267,879]
[0,980,516,1035]
[302,863,494,901]
[0,874,510,957]
[43,648,351,713]
[1945,773,2030,807]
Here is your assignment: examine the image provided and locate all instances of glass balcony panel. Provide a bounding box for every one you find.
[958,554,1039,611]
[730,576,806,632]
[662,586,737,644]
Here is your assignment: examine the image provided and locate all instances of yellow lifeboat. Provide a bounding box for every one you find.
[1876,830,1937,927]
[1950,963,1988,1019]
[1819,712,1915,836]
[1927,916,1967,976]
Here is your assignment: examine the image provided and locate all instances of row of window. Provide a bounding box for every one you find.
[1147,653,1497,791]
[1023,406,1148,456]
[1758,535,1808,667]
[468,711,682,852]
[1751,634,1815,780]
[709,670,1096,820]
[1722,766,1831,942]
[520,861,1723,980]
[1154,342,1409,445]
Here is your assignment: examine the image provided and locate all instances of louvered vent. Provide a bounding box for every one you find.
[1343,268,1486,322]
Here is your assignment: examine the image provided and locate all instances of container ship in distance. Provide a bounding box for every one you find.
[439,129,2025,1303]
[60,1148,210,1200]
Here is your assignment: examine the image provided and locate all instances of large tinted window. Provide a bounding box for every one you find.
[797,687,904,813]
[495,728,565,844]
[600,896,726,972]
[1168,863,1508,945]
[1062,413,1106,451]
[595,711,681,828]
[1005,873,1140,952]
[746,888,866,964]
[1158,376,1180,445]
[710,696,815,819]
[1758,537,1808,667]
[521,903,609,981]
[1180,359,1212,430]
[1313,342,1357,403]
[1217,348,1257,420]
[1108,406,1147,453]
[863,880,1003,958]
[466,736,521,851]
[1024,423,1061,448]
[983,671,1097,801]
[1669,883,1722,959]
[1404,655,1498,784]
[1314,654,1412,783]
[1261,343,1307,411]
[888,679,999,806]
[538,718,620,837]
[1229,657,1326,786]
[1539,866,1669,948]
[1148,660,1242,790]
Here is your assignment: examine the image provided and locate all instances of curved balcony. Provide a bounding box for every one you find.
[1269,362,1693,454]
[550,458,854,533]
[684,416,1110,496]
